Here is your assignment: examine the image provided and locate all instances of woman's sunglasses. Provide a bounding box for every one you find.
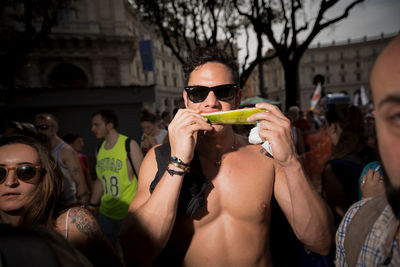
[0,164,43,184]
[184,84,238,103]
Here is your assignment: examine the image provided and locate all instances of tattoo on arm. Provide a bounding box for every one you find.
[69,208,102,240]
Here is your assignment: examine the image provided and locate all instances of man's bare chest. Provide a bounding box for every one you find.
[192,154,275,225]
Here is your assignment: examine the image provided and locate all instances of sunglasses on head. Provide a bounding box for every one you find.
[184,84,238,103]
[0,164,43,184]
[35,124,51,130]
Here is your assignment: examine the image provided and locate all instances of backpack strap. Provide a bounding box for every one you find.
[125,138,137,179]
[344,194,388,266]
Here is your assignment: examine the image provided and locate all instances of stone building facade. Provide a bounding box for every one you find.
[260,33,397,110]
[20,0,137,89]
[3,0,157,165]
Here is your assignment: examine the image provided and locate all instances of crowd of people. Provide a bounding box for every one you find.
[0,35,399,266]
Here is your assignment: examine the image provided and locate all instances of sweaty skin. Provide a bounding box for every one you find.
[121,62,332,266]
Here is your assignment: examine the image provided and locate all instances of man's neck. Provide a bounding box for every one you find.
[50,136,63,151]
[197,127,236,154]
[104,129,120,148]
[152,127,160,137]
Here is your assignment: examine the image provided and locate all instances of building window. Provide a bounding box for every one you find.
[340,64,345,70]
[356,50,360,58]
[162,60,165,68]
[163,75,168,86]
[144,72,148,83]
[326,76,330,84]
[325,54,329,61]
[311,67,315,73]
[310,55,314,62]
[341,74,346,83]
[356,73,361,81]
[325,65,329,71]
[58,1,70,22]
[356,62,360,68]
[173,77,177,87]
[136,65,140,79]
[172,63,175,70]
[164,98,168,106]
[372,47,377,56]
[340,52,344,59]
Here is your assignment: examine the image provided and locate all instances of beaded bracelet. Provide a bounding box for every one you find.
[169,156,189,166]
[86,203,96,212]
[169,156,190,172]
[87,202,97,208]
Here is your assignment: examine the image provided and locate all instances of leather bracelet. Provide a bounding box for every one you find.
[167,168,186,176]
[168,161,190,172]
[169,156,189,166]
[169,157,190,172]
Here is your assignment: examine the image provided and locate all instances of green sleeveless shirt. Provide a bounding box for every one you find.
[96,134,138,220]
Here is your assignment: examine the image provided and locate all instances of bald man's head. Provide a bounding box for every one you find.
[370,35,400,220]
[370,36,400,107]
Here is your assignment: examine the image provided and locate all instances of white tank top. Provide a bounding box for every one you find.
[52,142,77,203]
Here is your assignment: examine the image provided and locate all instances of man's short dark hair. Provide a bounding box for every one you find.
[140,110,157,124]
[183,46,239,86]
[92,110,118,129]
[161,111,170,119]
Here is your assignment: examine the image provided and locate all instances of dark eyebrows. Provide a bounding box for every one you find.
[17,162,37,165]
[378,94,400,109]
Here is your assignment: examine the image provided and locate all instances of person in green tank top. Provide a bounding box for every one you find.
[89,109,143,247]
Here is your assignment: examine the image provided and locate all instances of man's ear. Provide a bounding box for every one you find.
[334,122,343,135]
[234,89,242,109]
[106,122,114,131]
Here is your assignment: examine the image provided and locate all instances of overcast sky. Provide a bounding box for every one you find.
[313,0,400,44]
[238,0,400,64]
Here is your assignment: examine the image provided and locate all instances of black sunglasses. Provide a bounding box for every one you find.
[35,124,51,130]
[184,84,238,103]
[0,164,43,184]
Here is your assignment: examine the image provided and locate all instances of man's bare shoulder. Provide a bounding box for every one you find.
[60,142,78,157]
[130,145,159,210]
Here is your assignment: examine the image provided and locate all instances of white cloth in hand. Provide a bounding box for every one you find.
[248,122,273,156]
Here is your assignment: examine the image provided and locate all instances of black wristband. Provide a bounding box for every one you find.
[167,168,186,176]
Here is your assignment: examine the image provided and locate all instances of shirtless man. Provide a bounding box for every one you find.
[34,113,89,203]
[120,47,332,266]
